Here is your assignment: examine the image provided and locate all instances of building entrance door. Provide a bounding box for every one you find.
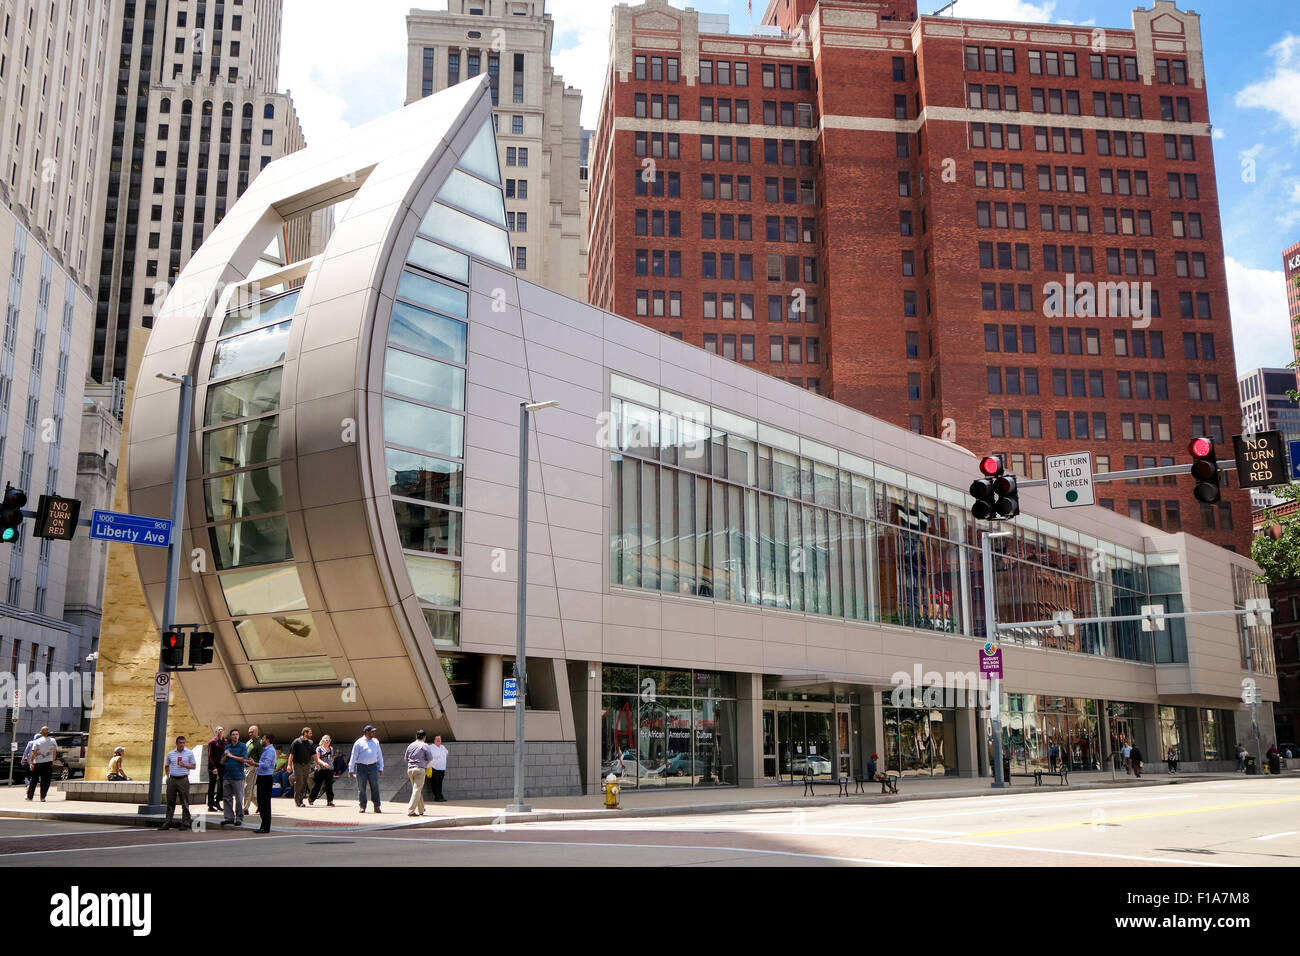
[1109,716,1134,771]
[769,703,853,783]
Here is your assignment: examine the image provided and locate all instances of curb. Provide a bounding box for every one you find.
[0,773,1282,834]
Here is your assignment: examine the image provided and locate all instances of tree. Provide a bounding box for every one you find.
[1252,484,1300,584]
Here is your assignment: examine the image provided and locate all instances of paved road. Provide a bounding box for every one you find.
[0,777,1295,866]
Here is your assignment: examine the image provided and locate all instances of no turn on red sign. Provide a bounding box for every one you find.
[1046,452,1094,509]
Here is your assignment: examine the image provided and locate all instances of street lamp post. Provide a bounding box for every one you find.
[506,400,557,814]
[143,372,193,813]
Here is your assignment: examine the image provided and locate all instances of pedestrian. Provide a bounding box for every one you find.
[404,730,433,816]
[243,724,261,814]
[308,734,336,807]
[1129,744,1144,778]
[1048,742,1059,773]
[158,735,195,831]
[272,747,293,797]
[429,734,449,803]
[220,728,253,827]
[1166,746,1178,774]
[206,725,227,811]
[107,746,130,780]
[255,733,277,834]
[287,726,315,807]
[16,732,37,786]
[1121,742,1132,775]
[348,725,384,813]
[1235,743,1247,772]
[25,726,58,802]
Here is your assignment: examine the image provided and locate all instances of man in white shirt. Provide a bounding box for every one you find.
[429,734,449,803]
[1121,742,1132,775]
[25,726,58,802]
[159,735,196,831]
[348,725,384,813]
[404,730,434,817]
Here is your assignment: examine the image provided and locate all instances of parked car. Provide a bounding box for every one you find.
[664,753,708,777]
[0,752,29,784]
[51,732,87,779]
[791,754,834,776]
[602,755,663,779]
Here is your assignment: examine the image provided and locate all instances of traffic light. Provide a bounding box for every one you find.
[189,630,215,666]
[1188,436,1220,503]
[970,456,1019,520]
[162,629,186,668]
[0,485,27,543]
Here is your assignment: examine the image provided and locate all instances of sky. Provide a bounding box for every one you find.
[281,0,1300,376]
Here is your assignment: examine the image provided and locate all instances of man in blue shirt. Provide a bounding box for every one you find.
[255,732,277,834]
[159,735,196,831]
[221,728,254,826]
[348,725,384,813]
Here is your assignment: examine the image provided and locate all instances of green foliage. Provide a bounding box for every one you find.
[1252,483,1300,584]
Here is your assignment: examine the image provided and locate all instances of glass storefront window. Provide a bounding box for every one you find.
[601,666,738,789]
[386,448,463,507]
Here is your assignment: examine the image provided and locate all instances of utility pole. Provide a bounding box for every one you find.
[984,531,1008,788]
[143,373,193,813]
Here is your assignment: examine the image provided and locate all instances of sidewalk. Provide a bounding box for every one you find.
[0,769,1265,832]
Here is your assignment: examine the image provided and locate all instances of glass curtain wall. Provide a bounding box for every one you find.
[609,378,1159,662]
[994,695,1100,773]
[600,666,737,789]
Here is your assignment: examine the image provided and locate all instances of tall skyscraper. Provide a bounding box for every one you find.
[1284,238,1300,367]
[0,1,118,748]
[406,0,587,300]
[589,0,1249,552]
[87,0,320,773]
[90,0,310,388]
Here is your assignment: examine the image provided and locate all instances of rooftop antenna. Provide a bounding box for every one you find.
[931,0,958,14]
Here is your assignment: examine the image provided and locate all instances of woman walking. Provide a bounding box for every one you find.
[308,734,336,807]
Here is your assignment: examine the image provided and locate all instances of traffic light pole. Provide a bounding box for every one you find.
[983,531,1008,789]
[1012,460,1239,488]
[143,373,193,814]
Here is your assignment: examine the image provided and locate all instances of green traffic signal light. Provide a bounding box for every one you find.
[1,526,15,543]
[0,485,27,543]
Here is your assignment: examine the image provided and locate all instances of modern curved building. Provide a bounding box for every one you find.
[120,76,1275,799]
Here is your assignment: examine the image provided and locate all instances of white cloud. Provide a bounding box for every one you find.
[1235,34,1300,141]
[280,0,408,147]
[1225,256,1293,374]
[1213,127,1226,140]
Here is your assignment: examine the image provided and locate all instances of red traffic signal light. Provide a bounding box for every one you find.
[162,629,186,668]
[970,456,1018,521]
[1187,436,1220,504]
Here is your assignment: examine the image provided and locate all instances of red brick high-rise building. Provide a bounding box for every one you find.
[588,0,1248,551]
[1284,238,1300,367]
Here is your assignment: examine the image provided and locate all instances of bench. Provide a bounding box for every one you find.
[802,772,849,797]
[1007,769,1069,786]
[853,772,900,795]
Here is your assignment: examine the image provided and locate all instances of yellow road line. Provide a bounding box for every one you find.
[963,796,1300,838]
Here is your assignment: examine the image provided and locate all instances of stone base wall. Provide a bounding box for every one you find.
[373,740,582,803]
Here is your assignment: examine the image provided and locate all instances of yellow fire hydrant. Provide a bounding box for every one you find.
[603,772,621,809]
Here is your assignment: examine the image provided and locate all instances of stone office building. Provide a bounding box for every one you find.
[96,75,1274,797]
